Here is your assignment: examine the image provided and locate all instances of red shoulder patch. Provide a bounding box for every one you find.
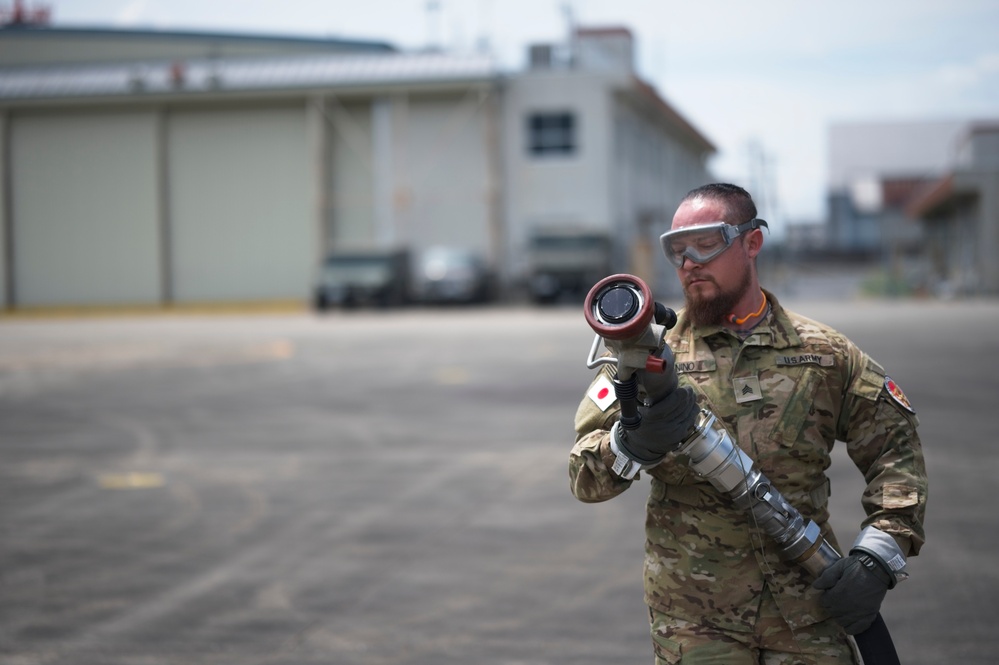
[884,376,915,413]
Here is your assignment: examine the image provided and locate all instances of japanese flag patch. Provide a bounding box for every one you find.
[587,374,617,412]
[884,376,915,413]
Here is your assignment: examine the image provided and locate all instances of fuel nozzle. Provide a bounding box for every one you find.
[584,274,678,431]
[584,274,676,378]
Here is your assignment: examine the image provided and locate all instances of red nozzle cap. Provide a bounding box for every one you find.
[645,355,668,374]
[584,274,654,341]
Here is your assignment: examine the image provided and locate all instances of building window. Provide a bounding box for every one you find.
[527,112,576,156]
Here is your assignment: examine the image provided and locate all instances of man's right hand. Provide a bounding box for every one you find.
[617,384,700,463]
[636,345,681,404]
[619,344,699,464]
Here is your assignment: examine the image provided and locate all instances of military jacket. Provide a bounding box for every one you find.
[569,291,927,633]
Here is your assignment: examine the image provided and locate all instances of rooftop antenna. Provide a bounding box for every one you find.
[748,138,782,233]
[425,0,442,52]
[476,0,492,55]
[561,2,577,67]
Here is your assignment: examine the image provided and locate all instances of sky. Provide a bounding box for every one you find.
[48,0,999,231]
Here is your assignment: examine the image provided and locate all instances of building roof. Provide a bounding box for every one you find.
[0,50,501,101]
[0,24,396,57]
[881,177,938,209]
[827,120,967,189]
[575,26,634,39]
[906,123,999,217]
[630,77,715,154]
[906,175,955,218]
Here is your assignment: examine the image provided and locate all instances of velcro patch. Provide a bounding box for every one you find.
[675,359,717,374]
[883,482,920,509]
[775,354,833,367]
[587,374,617,412]
[733,376,763,403]
[885,376,915,413]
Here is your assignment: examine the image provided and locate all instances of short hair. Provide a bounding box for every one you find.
[681,183,757,224]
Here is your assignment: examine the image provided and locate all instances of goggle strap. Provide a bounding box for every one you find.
[727,218,768,240]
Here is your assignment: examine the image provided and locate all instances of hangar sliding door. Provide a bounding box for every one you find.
[405,94,492,252]
[10,111,161,307]
[167,106,313,303]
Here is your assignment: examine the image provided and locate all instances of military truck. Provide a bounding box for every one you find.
[313,248,412,310]
[526,229,613,304]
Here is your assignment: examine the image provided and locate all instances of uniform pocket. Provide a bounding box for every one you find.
[770,367,819,446]
[883,481,920,509]
[651,635,682,664]
[649,617,683,665]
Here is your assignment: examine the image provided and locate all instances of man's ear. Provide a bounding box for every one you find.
[745,229,764,259]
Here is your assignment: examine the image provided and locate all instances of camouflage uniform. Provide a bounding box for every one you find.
[570,291,927,663]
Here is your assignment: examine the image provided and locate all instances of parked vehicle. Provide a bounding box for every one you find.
[527,230,612,304]
[412,246,494,304]
[313,249,411,310]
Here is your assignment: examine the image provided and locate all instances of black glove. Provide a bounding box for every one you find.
[635,345,681,405]
[812,552,893,634]
[635,344,692,405]
[618,348,700,463]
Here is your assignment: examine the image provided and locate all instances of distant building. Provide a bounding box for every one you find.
[0,24,713,309]
[821,119,999,296]
[504,27,714,300]
[783,221,828,256]
[826,120,965,257]
[907,124,999,296]
[0,26,489,308]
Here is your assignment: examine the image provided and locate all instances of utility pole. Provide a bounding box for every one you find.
[425,0,442,52]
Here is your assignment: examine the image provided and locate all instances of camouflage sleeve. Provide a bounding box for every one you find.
[568,369,633,503]
[838,346,928,556]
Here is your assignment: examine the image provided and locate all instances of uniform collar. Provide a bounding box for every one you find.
[666,289,801,350]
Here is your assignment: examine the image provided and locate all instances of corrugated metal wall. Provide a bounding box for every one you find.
[326,91,494,256]
[403,92,493,254]
[167,106,312,303]
[10,110,162,306]
[3,104,314,307]
[328,99,376,248]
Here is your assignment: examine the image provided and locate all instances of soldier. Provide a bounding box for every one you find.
[570,183,927,664]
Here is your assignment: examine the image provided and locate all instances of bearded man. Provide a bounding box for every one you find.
[569,183,927,665]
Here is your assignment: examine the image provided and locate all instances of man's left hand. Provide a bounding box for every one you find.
[812,552,892,634]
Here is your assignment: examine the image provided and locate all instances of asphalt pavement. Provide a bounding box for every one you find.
[1,297,996,664]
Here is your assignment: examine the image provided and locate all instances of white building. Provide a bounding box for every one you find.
[0,24,713,309]
[504,28,714,297]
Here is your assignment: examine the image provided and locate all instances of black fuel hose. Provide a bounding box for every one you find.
[854,612,901,665]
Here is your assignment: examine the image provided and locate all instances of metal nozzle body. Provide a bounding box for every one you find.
[675,410,841,575]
